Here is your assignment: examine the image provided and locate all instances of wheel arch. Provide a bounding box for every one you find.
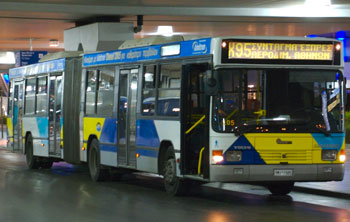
[87,134,98,160]
[24,131,32,154]
[157,140,174,175]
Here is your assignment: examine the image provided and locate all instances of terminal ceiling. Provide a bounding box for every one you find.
[0,0,350,51]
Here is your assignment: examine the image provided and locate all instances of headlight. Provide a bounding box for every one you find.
[322,150,337,161]
[225,151,242,162]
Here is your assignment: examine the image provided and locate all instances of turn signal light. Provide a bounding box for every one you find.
[339,150,346,162]
[136,153,140,158]
[212,150,224,164]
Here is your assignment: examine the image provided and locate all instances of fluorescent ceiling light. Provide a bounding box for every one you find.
[305,0,331,6]
[49,39,59,47]
[0,52,15,64]
[157,26,173,37]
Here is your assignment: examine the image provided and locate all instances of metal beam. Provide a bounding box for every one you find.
[0,2,350,18]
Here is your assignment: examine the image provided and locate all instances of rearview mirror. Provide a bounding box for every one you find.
[205,70,218,95]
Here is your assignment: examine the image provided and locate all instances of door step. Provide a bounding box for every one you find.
[183,174,209,182]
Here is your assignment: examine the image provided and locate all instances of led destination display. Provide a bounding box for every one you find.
[228,42,334,61]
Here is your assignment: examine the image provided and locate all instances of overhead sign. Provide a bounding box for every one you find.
[15,51,48,67]
[228,42,333,61]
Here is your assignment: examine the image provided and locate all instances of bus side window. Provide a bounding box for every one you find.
[25,78,36,115]
[36,76,48,115]
[85,70,97,115]
[158,63,181,116]
[142,65,156,116]
[97,67,115,116]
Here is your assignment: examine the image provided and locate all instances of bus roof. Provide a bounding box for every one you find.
[9,58,66,79]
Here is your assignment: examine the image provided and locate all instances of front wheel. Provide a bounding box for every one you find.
[88,139,109,181]
[25,135,39,169]
[267,182,294,195]
[163,147,188,196]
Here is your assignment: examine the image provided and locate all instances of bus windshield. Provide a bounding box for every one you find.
[212,69,344,134]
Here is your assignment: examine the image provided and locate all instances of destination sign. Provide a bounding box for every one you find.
[228,42,334,61]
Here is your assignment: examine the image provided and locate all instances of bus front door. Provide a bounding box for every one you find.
[12,81,24,152]
[117,68,139,168]
[49,75,63,157]
[181,63,210,178]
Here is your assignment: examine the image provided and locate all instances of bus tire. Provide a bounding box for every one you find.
[267,182,294,195]
[25,134,39,169]
[88,138,109,182]
[163,147,188,196]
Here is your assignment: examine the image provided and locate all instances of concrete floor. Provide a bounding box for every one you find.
[0,149,349,222]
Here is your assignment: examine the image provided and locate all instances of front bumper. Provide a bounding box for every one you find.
[210,164,344,182]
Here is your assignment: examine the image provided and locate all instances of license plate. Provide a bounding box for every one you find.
[274,169,293,176]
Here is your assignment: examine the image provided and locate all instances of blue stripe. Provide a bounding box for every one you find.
[100,144,117,152]
[136,119,160,147]
[36,117,49,138]
[100,118,117,144]
[9,58,65,79]
[223,135,265,165]
[312,133,345,150]
[136,149,158,158]
[83,38,211,67]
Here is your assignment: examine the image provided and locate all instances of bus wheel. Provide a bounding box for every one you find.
[163,147,188,196]
[25,134,39,169]
[267,182,294,195]
[88,139,108,181]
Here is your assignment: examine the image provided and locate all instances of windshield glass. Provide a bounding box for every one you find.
[212,69,344,134]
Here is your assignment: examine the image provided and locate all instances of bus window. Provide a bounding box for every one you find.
[157,63,181,116]
[97,67,115,116]
[36,76,48,115]
[85,70,97,115]
[142,65,156,116]
[25,78,36,115]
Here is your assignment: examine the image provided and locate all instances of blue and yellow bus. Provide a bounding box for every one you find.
[8,36,346,195]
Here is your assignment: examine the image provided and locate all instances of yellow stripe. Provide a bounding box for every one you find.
[83,117,105,141]
[6,117,13,137]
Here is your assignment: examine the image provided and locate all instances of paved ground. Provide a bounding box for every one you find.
[0,149,349,222]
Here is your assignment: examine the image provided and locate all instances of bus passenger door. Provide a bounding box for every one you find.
[49,74,63,157]
[12,81,24,152]
[181,63,210,178]
[117,68,139,168]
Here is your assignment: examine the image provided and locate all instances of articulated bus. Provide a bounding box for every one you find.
[7,36,346,195]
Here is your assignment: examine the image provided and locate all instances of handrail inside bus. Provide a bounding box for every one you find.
[197,147,205,175]
[185,115,206,135]
[226,108,238,120]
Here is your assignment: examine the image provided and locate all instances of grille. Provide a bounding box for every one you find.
[258,150,312,163]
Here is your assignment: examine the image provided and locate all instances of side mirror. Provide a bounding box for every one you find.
[205,70,218,95]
